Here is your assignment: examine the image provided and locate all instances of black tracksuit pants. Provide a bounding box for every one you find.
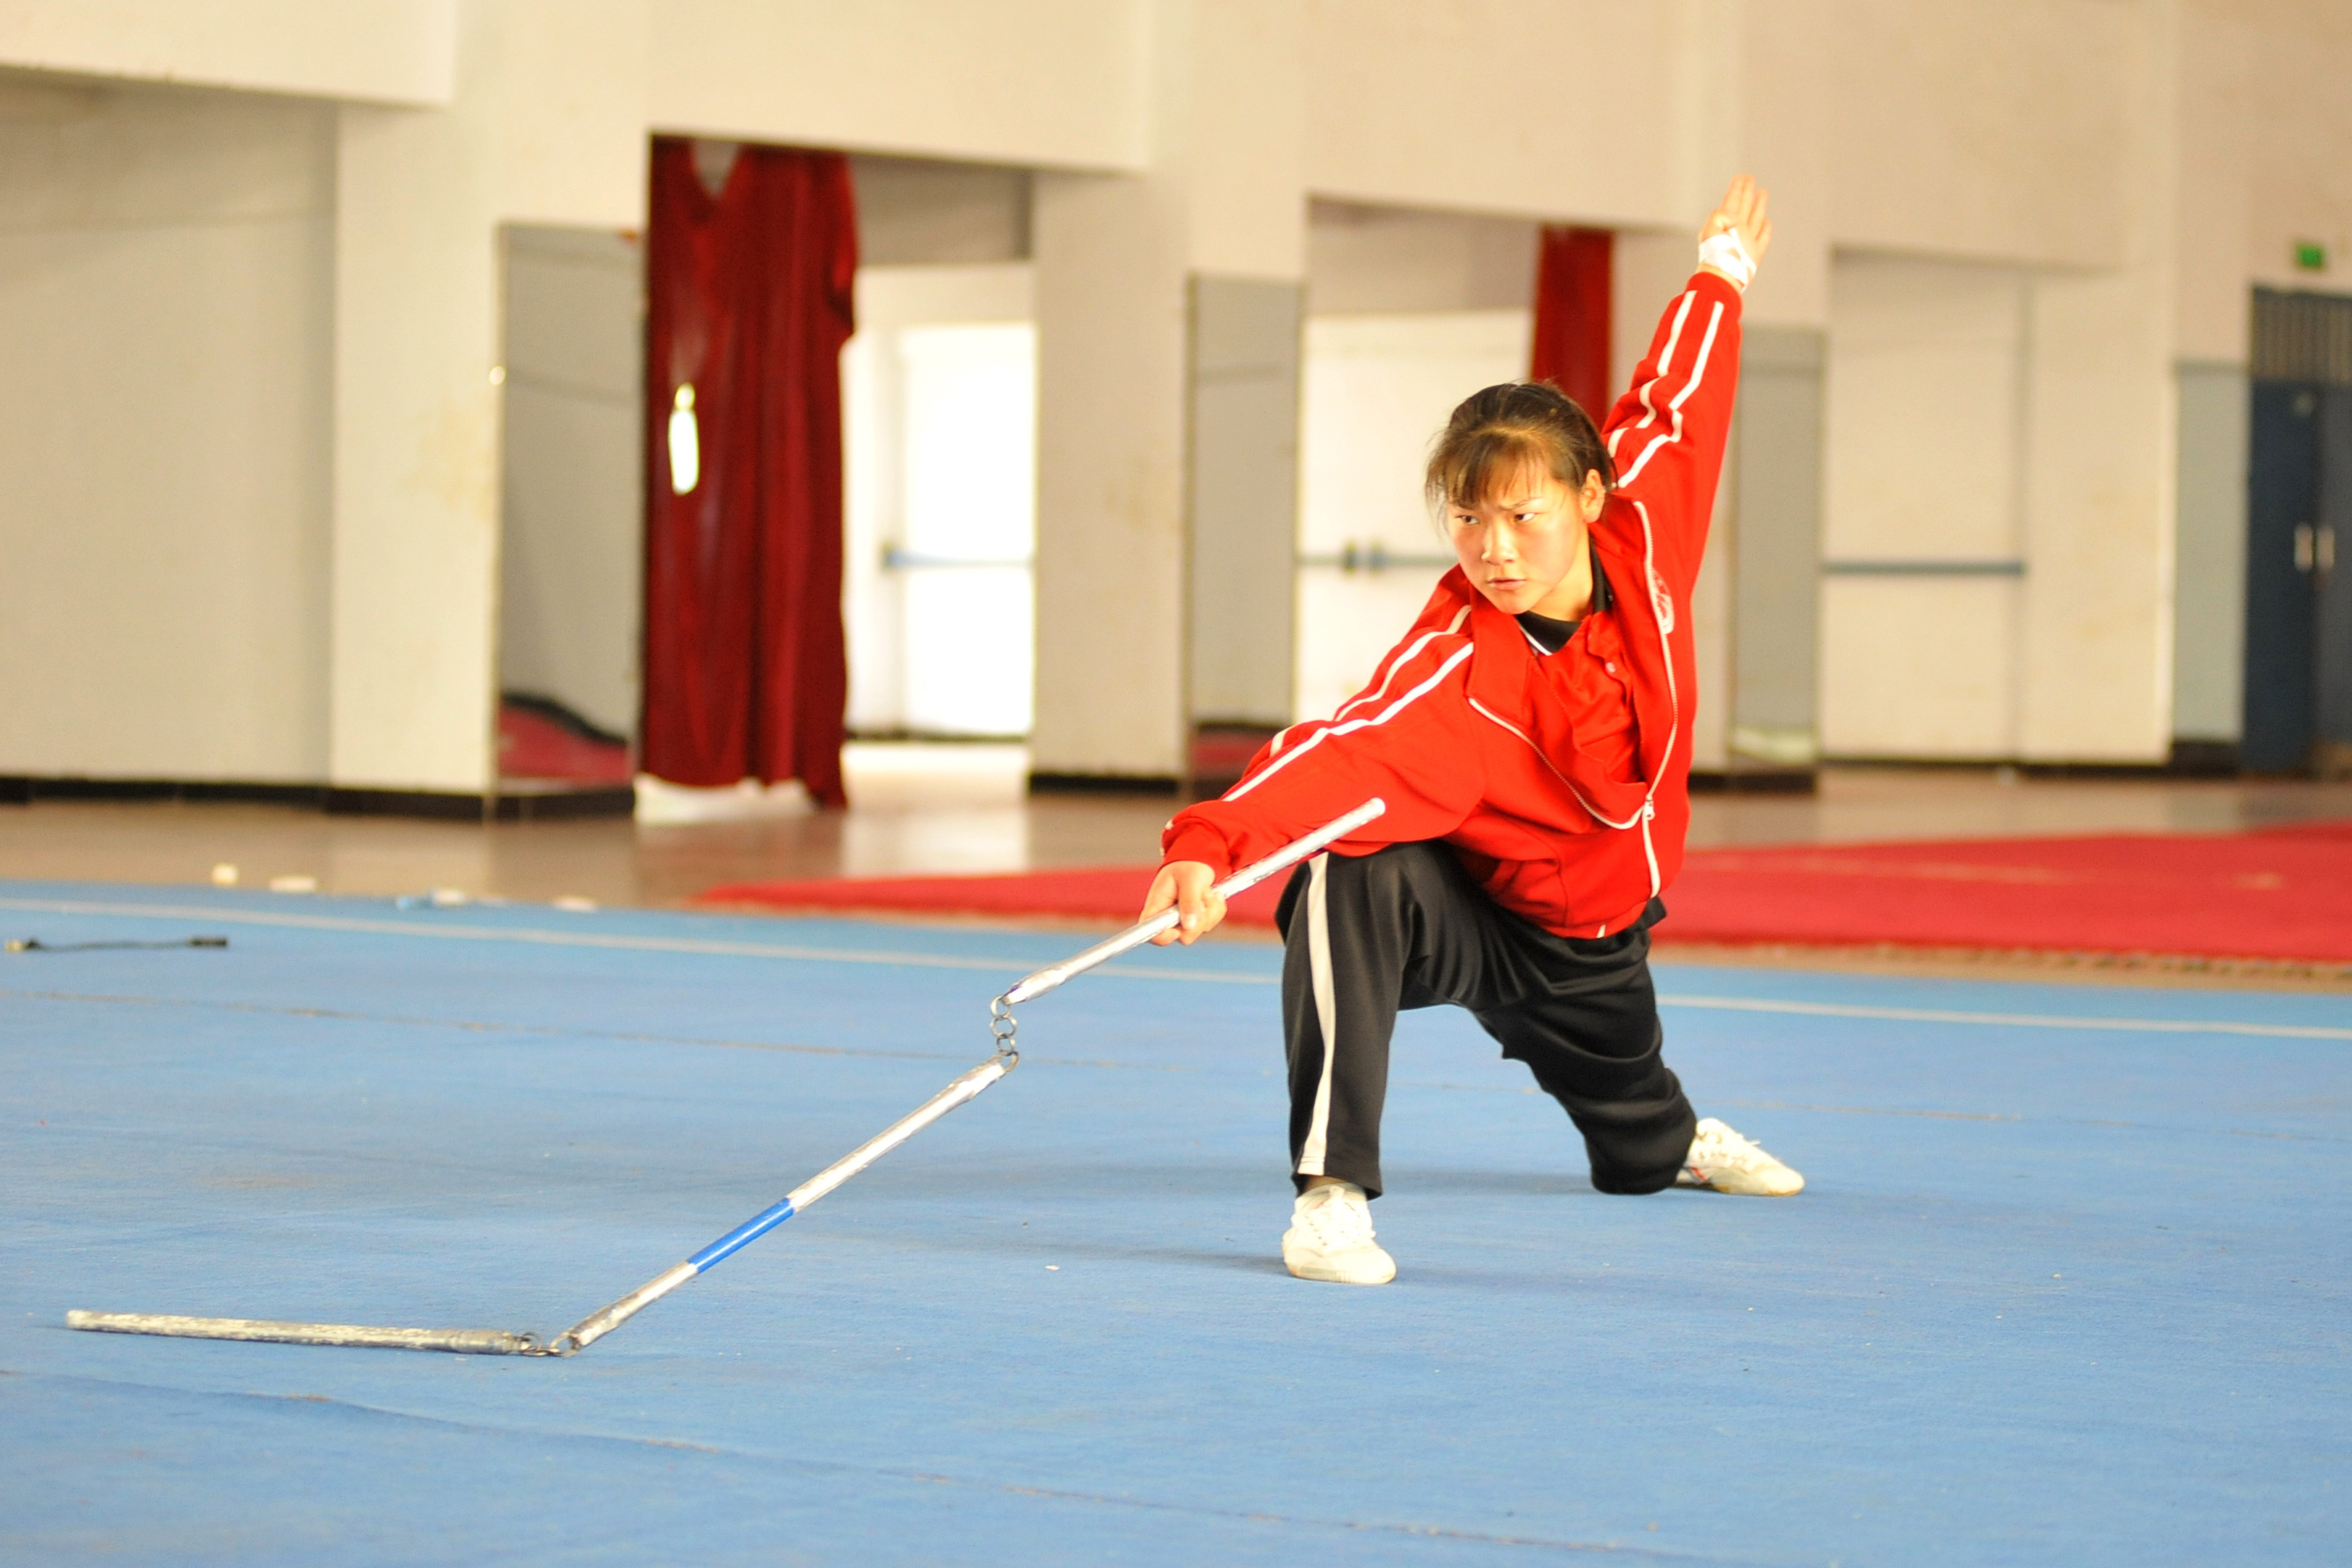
[1273,841,1697,1200]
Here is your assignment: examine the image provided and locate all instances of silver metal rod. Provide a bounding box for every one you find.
[64,811,1387,1361]
[65,1310,539,1355]
[1002,797,1384,1006]
[547,1263,697,1355]
[550,1056,1013,1354]
[784,1057,1009,1212]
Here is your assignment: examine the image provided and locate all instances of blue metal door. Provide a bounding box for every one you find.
[2241,382,2321,771]
[2317,387,2352,766]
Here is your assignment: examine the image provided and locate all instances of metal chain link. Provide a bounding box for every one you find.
[988,993,1019,1065]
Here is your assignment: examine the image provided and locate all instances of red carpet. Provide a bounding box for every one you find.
[695,820,2352,964]
[1659,821,2352,963]
[498,701,631,785]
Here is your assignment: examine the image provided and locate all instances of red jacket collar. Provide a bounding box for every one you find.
[1441,519,1676,819]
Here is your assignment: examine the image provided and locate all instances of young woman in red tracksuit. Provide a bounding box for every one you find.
[1140,176,1801,1285]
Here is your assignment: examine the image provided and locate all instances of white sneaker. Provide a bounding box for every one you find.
[1281,1180,1397,1284]
[1675,1117,1804,1195]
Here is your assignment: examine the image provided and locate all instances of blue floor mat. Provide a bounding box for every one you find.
[2,881,2346,1565]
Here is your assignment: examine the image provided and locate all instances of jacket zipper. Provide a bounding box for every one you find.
[1463,504,1683,931]
[1631,501,1678,902]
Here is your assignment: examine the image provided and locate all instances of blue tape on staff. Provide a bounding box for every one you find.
[686,1201,797,1272]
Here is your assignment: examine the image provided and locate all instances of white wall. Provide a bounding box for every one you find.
[1825,258,2029,567]
[1303,1,1689,229]
[0,0,456,106]
[334,0,653,793]
[1826,0,2136,270]
[2015,1,2177,765]
[648,0,1148,173]
[0,81,334,780]
[1174,0,1308,280]
[488,0,650,231]
[1819,255,2027,759]
[1303,1,2140,279]
[2174,1,2255,365]
[1029,0,1310,780]
[330,96,504,793]
[2227,1,2352,301]
[1305,201,1536,316]
[2017,258,2177,763]
[1031,167,1190,777]
[1818,37,2181,773]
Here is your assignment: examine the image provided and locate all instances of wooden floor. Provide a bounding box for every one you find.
[6,745,2351,918]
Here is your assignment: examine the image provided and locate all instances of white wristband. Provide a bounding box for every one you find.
[1697,229,1755,292]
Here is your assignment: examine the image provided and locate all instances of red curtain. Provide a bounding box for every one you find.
[641,139,857,805]
[1528,226,1613,421]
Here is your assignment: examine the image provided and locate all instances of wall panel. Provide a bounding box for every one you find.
[1820,577,2018,758]
[650,0,1148,173]
[0,84,332,780]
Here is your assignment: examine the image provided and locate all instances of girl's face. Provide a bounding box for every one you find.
[1445,464,1609,618]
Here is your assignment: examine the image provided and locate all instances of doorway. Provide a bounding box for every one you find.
[497,223,642,790]
[840,265,1036,739]
[2244,288,2352,775]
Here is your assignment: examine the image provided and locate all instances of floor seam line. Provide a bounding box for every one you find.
[2,1366,1756,1563]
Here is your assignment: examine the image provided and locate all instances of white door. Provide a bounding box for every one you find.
[841,265,1036,738]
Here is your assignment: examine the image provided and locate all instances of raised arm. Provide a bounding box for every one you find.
[1600,177,1771,583]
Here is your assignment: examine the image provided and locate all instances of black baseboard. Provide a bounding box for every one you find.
[1027,771,1181,797]
[488,787,635,821]
[1688,767,1818,795]
[327,786,636,822]
[0,775,635,822]
[845,729,1027,745]
[1822,751,2249,779]
[2165,739,2240,776]
[2017,753,2242,781]
[0,776,331,809]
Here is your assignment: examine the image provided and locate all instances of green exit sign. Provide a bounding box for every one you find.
[2294,240,2328,271]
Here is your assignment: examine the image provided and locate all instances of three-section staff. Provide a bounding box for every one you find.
[68,797,1386,1358]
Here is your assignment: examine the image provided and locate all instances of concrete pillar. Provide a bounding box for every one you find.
[1031,164,1190,783]
[1031,0,1304,785]
[329,0,645,795]
[330,88,505,793]
[2169,2,2254,757]
[2017,1,2180,764]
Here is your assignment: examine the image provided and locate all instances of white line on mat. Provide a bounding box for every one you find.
[0,896,1252,985]
[1657,994,2352,1042]
[6,895,2348,1042]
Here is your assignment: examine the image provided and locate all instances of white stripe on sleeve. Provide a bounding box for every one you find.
[1332,606,1471,724]
[1225,642,1473,802]
[1608,290,1695,460]
[1613,300,1724,488]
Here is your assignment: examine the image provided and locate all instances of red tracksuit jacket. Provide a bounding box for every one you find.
[1160,270,1742,940]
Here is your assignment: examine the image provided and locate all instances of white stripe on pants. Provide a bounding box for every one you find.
[1296,852,1340,1176]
